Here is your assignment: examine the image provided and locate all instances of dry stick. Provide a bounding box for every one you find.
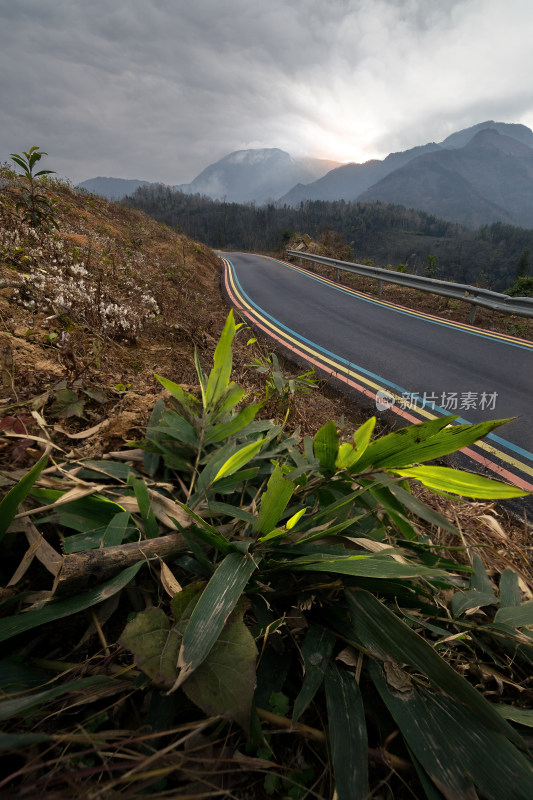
[52,532,187,596]
[256,708,413,773]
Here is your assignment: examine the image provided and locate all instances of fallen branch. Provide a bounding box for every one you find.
[52,532,187,596]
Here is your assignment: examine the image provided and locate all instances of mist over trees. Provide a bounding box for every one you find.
[124,183,533,291]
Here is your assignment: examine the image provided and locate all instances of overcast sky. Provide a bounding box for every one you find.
[1,0,533,185]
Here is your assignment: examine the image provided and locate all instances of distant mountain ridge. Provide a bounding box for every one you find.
[79,121,533,229]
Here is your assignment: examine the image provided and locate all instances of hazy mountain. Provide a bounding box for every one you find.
[77,177,151,199]
[439,120,533,150]
[358,128,533,228]
[278,142,442,205]
[278,121,533,218]
[175,148,336,204]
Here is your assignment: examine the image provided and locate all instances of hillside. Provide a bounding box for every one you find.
[359,129,533,228]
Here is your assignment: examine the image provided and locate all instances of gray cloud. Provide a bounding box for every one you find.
[1,0,532,184]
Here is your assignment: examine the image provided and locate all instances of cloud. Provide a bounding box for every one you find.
[1,0,532,184]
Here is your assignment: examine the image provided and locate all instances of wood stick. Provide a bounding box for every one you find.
[52,533,187,596]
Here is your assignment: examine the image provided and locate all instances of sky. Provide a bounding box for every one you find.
[1,0,533,185]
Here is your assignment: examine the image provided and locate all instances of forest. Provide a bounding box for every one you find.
[124,184,533,291]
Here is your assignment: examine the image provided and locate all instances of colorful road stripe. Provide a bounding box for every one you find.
[222,255,533,493]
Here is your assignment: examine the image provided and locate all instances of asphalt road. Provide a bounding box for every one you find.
[222,252,533,498]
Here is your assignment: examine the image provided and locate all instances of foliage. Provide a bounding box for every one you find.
[0,311,532,798]
[505,275,533,297]
[10,147,58,231]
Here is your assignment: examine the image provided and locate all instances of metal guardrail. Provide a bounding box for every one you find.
[286,250,533,322]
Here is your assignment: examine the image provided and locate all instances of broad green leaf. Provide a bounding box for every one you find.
[423,687,533,800]
[151,410,199,446]
[213,439,265,483]
[346,590,524,747]
[313,421,338,472]
[325,663,369,800]
[129,477,159,538]
[450,589,498,617]
[154,374,202,416]
[194,346,207,407]
[183,601,257,732]
[470,552,496,596]
[174,552,258,688]
[205,501,255,524]
[212,383,246,418]
[495,705,533,727]
[49,388,85,418]
[391,465,528,499]
[499,568,522,608]
[370,661,478,798]
[253,465,294,535]
[0,562,144,644]
[335,417,376,470]
[120,607,181,687]
[355,415,452,471]
[204,401,264,444]
[287,553,448,580]
[206,310,236,412]
[0,453,48,540]
[388,482,459,534]
[494,600,533,628]
[357,417,513,471]
[292,625,336,723]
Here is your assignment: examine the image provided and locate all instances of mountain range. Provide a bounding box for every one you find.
[78,121,533,229]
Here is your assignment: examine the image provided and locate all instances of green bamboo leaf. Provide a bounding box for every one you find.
[391,465,528,499]
[253,464,294,535]
[336,417,376,470]
[387,482,459,534]
[450,589,497,617]
[213,439,265,483]
[212,383,246,417]
[0,453,48,540]
[325,663,369,800]
[154,374,202,416]
[174,552,258,689]
[346,590,524,747]
[182,600,258,732]
[0,676,112,723]
[470,552,497,597]
[0,562,144,644]
[424,687,533,800]
[130,477,159,538]
[292,625,336,723]
[363,417,514,471]
[499,569,522,608]
[494,600,533,628]
[369,661,478,798]
[288,553,447,580]
[355,415,452,471]
[204,401,264,444]
[206,310,237,411]
[313,421,338,472]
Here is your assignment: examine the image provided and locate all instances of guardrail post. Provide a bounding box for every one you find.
[335,267,340,282]
[468,304,478,324]
[377,279,383,297]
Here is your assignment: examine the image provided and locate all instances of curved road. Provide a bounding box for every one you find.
[222,252,533,499]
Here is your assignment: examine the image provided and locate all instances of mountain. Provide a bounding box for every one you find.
[77,177,151,199]
[358,128,533,228]
[175,148,337,204]
[278,142,442,205]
